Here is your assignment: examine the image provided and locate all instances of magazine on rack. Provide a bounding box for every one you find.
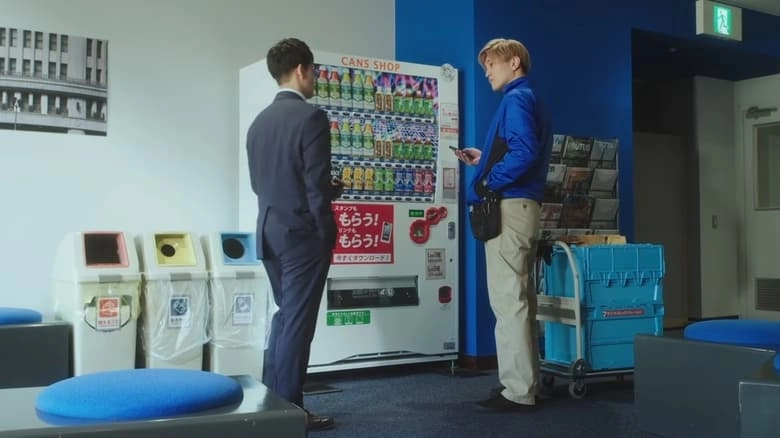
[590,198,619,229]
[543,163,567,203]
[540,203,563,228]
[561,136,594,167]
[559,194,594,229]
[589,168,618,193]
[588,138,618,169]
[561,167,593,194]
[551,134,566,163]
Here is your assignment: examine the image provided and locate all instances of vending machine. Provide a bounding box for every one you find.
[238,51,460,373]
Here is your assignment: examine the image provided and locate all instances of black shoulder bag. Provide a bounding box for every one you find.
[469,129,508,242]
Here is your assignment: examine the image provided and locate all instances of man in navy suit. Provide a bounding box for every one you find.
[246,38,341,431]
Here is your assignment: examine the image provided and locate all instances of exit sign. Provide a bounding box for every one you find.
[696,0,742,41]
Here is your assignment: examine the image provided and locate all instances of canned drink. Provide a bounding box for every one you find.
[422,170,434,194]
[373,167,384,193]
[393,169,404,195]
[341,165,353,191]
[352,166,364,191]
[413,170,424,194]
[384,167,395,193]
[364,167,375,191]
[403,168,415,195]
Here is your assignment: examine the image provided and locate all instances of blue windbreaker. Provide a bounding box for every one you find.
[466,77,553,205]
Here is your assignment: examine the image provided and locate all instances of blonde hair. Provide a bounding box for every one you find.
[478,38,531,74]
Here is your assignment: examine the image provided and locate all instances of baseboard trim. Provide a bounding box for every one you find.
[459,355,497,371]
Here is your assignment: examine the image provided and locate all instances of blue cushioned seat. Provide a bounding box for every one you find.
[0,307,42,325]
[684,319,780,351]
[36,369,243,422]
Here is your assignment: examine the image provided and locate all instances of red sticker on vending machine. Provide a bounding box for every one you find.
[332,203,394,264]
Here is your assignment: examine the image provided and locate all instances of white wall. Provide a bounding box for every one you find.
[693,76,740,318]
[0,0,394,314]
[734,73,780,320]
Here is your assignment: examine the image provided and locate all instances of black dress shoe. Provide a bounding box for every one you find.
[477,393,537,412]
[491,385,553,400]
[305,412,335,431]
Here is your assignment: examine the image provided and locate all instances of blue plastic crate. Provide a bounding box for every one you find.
[541,243,666,371]
[544,244,665,307]
[544,302,664,370]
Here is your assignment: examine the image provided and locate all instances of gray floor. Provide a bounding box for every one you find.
[303,363,661,437]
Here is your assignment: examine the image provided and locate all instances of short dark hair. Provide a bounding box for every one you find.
[266,38,314,83]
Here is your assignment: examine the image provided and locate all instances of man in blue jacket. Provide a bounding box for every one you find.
[455,38,553,412]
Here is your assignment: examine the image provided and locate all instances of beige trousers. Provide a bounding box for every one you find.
[484,198,541,405]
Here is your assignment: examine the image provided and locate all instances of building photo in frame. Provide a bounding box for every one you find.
[0,26,108,136]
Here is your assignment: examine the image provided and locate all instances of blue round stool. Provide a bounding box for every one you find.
[36,369,243,423]
[684,319,780,351]
[0,307,42,325]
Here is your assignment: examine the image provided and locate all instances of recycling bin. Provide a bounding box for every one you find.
[53,231,141,376]
[137,232,209,370]
[202,232,270,381]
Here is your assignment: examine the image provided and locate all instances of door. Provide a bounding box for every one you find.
[740,107,780,320]
[634,132,689,328]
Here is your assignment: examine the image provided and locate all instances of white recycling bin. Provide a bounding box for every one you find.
[137,232,209,370]
[53,231,142,376]
[202,232,270,381]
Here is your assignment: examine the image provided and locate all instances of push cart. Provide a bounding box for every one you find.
[535,240,662,398]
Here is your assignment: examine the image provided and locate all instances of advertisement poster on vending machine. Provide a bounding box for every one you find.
[239,52,460,373]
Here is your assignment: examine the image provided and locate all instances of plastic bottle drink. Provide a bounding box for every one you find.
[393,75,405,115]
[340,118,351,156]
[423,78,434,117]
[316,66,329,105]
[340,68,353,109]
[329,69,341,107]
[423,138,434,161]
[382,74,394,112]
[363,71,375,111]
[351,119,363,159]
[392,131,404,161]
[373,122,385,159]
[330,120,341,156]
[383,132,393,159]
[362,122,374,158]
[375,73,385,112]
[352,70,364,109]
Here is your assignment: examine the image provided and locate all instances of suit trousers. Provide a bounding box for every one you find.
[261,232,331,408]
[484,198,541,405]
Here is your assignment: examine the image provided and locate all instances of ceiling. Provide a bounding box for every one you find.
[632,29,780,81]
[726,0,780,17]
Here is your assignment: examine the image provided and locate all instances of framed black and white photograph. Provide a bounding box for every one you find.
[0,26,108,136]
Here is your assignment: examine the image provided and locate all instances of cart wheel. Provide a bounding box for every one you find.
[541,374,554,387]
[569,359,587,379]
[568,381,586,399]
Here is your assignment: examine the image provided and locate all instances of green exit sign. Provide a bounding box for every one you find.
[696,0,742,41]
[713,5,732,36]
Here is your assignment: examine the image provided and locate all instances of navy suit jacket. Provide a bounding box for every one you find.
[246,91,338,259]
